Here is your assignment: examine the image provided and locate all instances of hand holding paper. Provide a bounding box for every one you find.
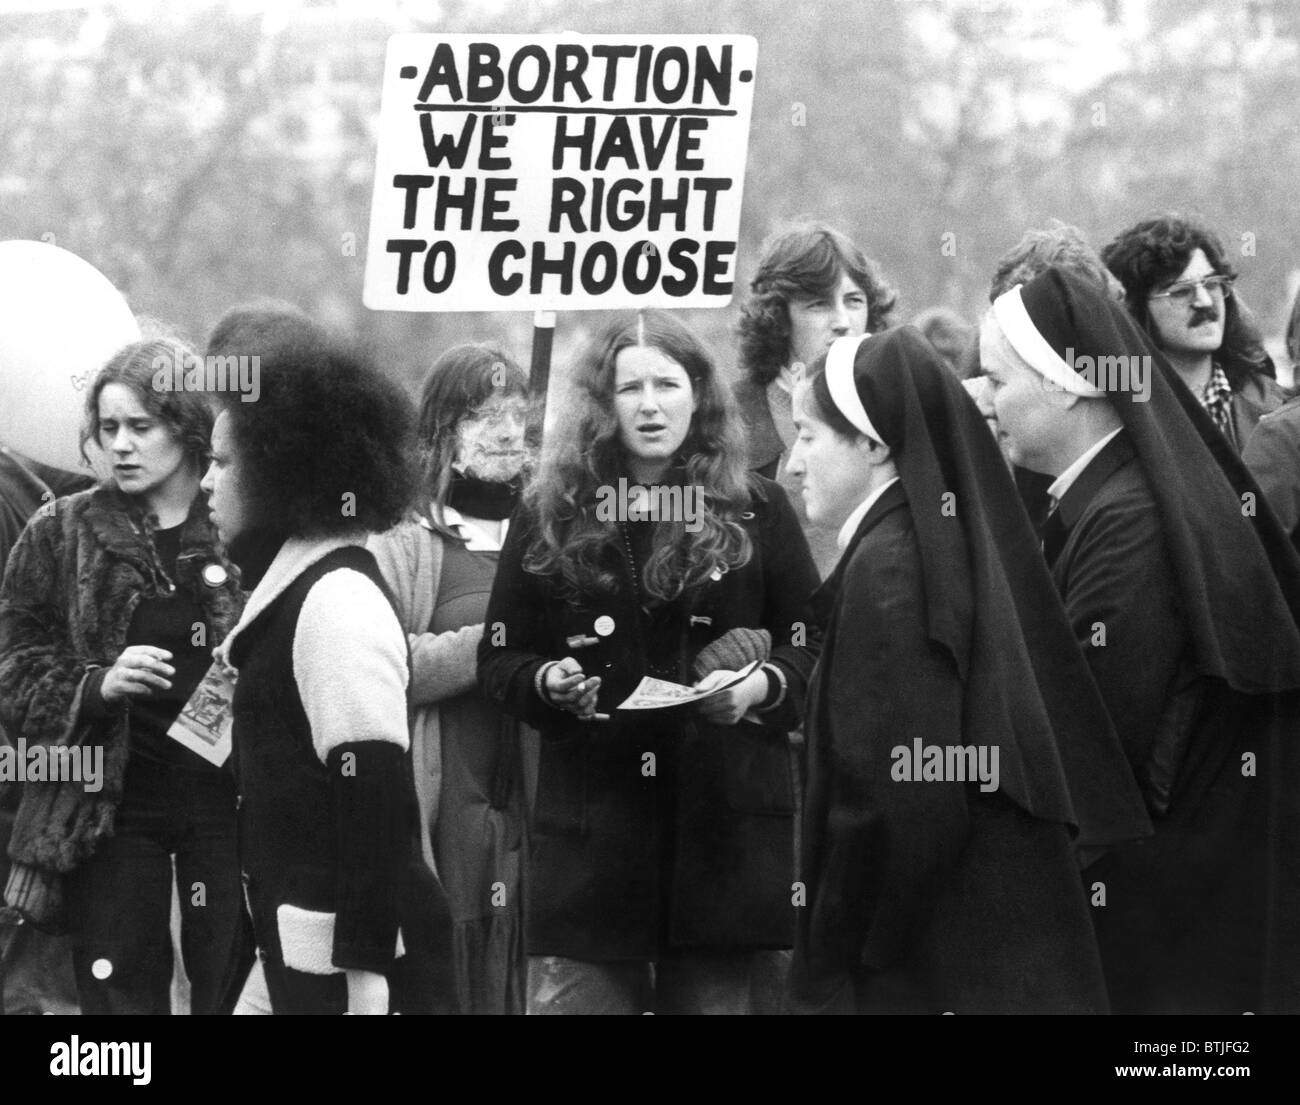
[616,659,761,712]
[693,667,770,726]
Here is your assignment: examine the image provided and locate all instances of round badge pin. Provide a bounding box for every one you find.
[201,563,229,588]
[594,615,615,637]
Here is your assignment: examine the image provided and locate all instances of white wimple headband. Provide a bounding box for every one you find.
[824,334,884,444]
[991,285,1105,398]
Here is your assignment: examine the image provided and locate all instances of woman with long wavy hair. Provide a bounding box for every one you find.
[369,342,534,1014]
[478,310,819,1014]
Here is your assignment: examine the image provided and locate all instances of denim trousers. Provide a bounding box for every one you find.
[64,754,253,1015]
[526,949,793,1015]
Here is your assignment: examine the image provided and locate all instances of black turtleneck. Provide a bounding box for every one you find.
[82,521,216,769]
[447,471,521,521]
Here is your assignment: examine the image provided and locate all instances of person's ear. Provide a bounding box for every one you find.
[855,434,891,468]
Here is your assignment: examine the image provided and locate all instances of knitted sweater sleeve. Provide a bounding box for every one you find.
[293,568,411,972]
[368,520,482,707]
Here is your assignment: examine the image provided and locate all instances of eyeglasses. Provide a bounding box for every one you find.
[1148,274,1235,304]
[463,403,529,428]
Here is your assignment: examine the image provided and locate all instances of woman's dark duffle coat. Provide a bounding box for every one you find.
[478,475,818,961]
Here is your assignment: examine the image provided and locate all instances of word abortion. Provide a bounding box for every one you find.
[411,41,743,108]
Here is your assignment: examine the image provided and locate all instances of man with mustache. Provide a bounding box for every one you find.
[1101,213,1285,451]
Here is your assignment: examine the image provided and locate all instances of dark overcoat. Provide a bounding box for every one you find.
[795,481,1110,1014]
[1244,391,1300,543]
[1047,431,1298,1013]
[477,476,818,961]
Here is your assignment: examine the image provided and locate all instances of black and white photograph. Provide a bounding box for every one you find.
[0,0,1297,1082]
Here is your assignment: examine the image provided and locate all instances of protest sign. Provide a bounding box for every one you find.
[363,33,758,312]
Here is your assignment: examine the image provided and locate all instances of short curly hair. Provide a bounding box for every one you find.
[80,336,214,471]
[989,222,1123,303]
[1101,213,1272,387]
[214,333,416,539]
[738,221,897,387]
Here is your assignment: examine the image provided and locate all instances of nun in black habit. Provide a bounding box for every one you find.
[982,268,1300,1014]
[786,327,1151,1015]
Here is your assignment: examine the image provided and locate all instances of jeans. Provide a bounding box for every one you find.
[526,949,793,1015]
[65,755,253,1015]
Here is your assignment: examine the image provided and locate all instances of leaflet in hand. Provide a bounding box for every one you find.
[617,659,762,711]
[166,661,234,766]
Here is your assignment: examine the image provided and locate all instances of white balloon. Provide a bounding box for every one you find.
[0,240,140,474]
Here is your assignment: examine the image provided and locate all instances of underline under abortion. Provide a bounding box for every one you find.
[413,104,738,117]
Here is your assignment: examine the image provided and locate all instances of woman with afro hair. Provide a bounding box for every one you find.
[203,329,453,1014]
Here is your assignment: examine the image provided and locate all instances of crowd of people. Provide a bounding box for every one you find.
[2,210,1300,1015]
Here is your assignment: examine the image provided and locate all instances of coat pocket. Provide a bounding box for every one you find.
[722,723,795,815]
[531,731,586,837]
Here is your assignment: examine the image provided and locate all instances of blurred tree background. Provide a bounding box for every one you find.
[1,0,1297,395]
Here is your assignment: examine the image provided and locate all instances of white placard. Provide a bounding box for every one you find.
[363,33,758,312]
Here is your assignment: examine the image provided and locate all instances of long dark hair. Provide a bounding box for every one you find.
[415,343,534,539]
[523,311,752,603]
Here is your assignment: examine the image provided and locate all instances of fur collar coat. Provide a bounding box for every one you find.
[0,485,241,873]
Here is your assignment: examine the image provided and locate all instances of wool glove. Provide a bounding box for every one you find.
[691,627,771,680]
